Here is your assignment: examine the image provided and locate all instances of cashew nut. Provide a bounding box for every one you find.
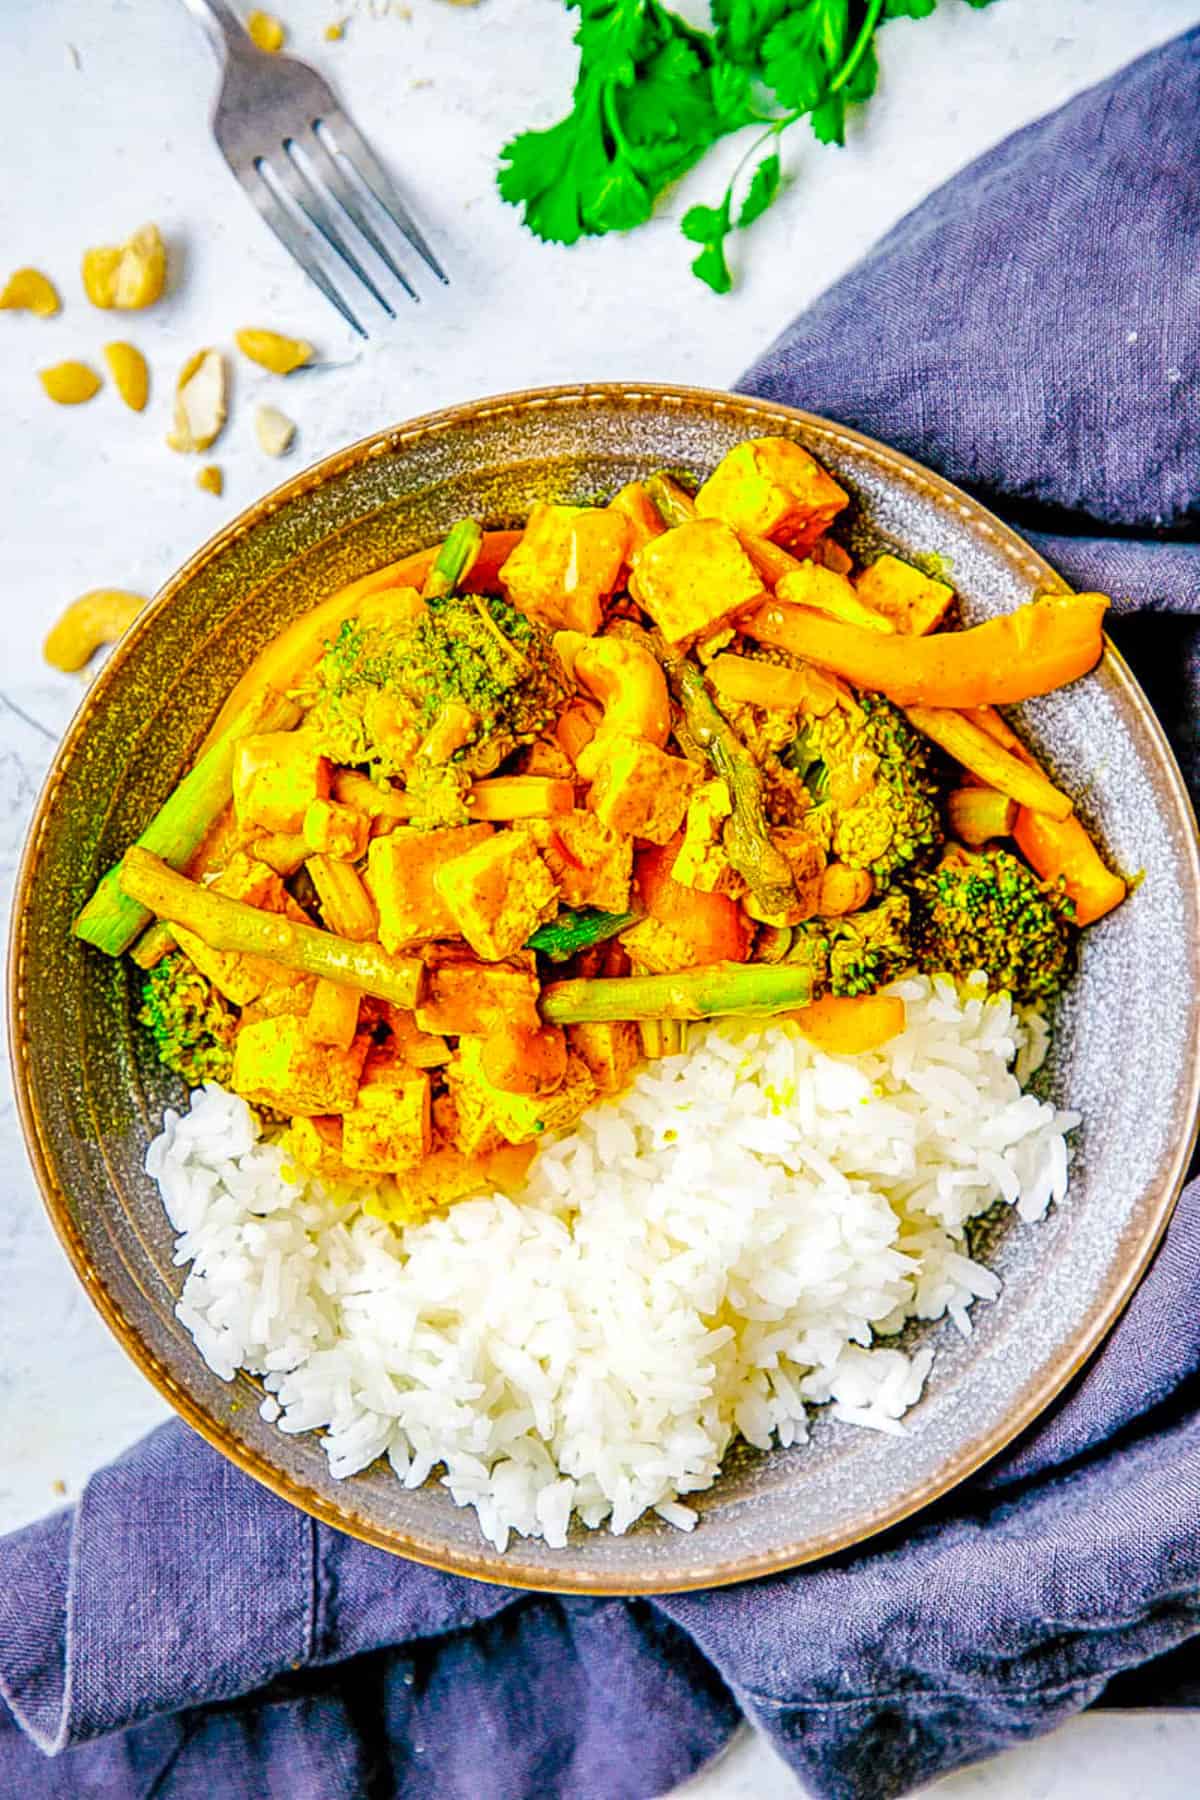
[103,341,149,411]
[235,327,313,374]
[81,223,166,310]
[167,350,227,453]
[0,267,61,317]
[44,590,148,673]
[196,465,224,496]
[255,403,296,457]
[38,360,102,405]
[553,630,670,780]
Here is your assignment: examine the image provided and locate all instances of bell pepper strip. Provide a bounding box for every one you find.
[119,848,421,1006]
[971,706,1127,924]
[903,705,1074,820]
[947,787,1018,846]
[526,906,641,962]
[540,960,813,1024]
[790,992,906,1054]
[742,592,1110,707]
[202,529,523,752]
[74,687,301,957]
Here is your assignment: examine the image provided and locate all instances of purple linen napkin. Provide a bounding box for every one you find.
[4,27,1200,1800]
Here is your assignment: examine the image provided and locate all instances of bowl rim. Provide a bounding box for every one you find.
[10,379,1200,1595]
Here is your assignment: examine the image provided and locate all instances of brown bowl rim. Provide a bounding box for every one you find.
[9,380,1200,1595]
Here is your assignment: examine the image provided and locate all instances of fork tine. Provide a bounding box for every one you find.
[242,167,367,338]
[267,148,397,320]
[318,111,449,286]
[302,129,418,303]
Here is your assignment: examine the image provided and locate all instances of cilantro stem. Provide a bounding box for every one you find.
[829,0,886,96]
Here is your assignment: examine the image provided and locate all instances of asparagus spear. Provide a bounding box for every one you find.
[629,625,797,918]
[119,848,422,1007]
[540,961,813,1024]
[422,519,484,601]
[526,906,640,962]
[645,472,698,530]
[74,689,301,957]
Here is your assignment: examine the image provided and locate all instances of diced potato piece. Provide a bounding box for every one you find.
[695,437,848,549]
[671,780,734,893]
[307,855,379,941]
[342,1069,432,1173]
[433,831,558,961]
[519,811,633,911]
[587,734,699,845]
[448,1039,596,1147]
[499,502,629,634]
[307,978,360,1050]
[303,798,370,860]
[777,561,894,632]
[855,554,954,636]
[567,1020,641,1094]
[232,1016,367,1115]
[415,955,541,1036]
[234,732,330,833]
[365,824,493,953]
[630,519,764,647]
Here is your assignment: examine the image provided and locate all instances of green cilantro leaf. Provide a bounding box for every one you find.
[884,0,936,17]
[690,238,734,294]
[738,153,781,226]
[680,199,731,245]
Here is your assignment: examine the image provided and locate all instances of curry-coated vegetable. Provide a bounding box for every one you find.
[744,593,1109,708]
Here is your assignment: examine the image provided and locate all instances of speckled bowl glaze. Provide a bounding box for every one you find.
[10,384,1200,1594]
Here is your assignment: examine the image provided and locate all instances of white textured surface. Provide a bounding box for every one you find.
[0,0,1195,1791]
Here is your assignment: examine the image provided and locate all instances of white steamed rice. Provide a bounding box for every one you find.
[147,973,1077,1551]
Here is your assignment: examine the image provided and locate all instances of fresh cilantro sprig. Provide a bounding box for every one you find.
[498,0,1004,291]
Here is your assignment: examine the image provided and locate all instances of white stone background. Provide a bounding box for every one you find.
[1,1,1196,1792]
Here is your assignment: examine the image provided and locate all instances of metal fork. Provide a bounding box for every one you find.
[180,0,447,336]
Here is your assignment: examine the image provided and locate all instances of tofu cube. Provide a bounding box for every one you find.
[365,824,493,953]
[415,956,541,1036]
[433,831,558,961]
[379,1006,450,1068]
[303,798,370,861]
[695,437,848,550]
[447,1038,596,1147]
[520,811,633,911]
[567,1021,641,1094]
[630,519,764,647]
[282,1115,378,1187]
[233,732,331,834]
[777,561,895,633]
[231,1016,367,1116]
[855,554,954,636]
[500,502,629,634]
[341,1069,432,1173]
[587,735,699,845]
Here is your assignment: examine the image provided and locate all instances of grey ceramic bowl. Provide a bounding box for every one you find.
[10,383,1200,1594]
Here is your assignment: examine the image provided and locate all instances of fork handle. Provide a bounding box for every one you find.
[178,0,252,60]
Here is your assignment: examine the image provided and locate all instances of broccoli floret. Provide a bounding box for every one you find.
[787,893,913,997]
[310,594,570,781]
[138,954,237,1086]
[911,846,1075,1002]
[786,695,942,888]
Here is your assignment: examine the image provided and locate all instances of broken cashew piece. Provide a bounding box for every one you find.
[196,465,224,496]
[103,341,149,412]
[167,349,228,452]
[235,327,313,374]
[246,10,286,51]
[39,360,102,405]
[0,267,61,317]
[81,223,167,310]
[44,590,148,672]
[256,404,296,457]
